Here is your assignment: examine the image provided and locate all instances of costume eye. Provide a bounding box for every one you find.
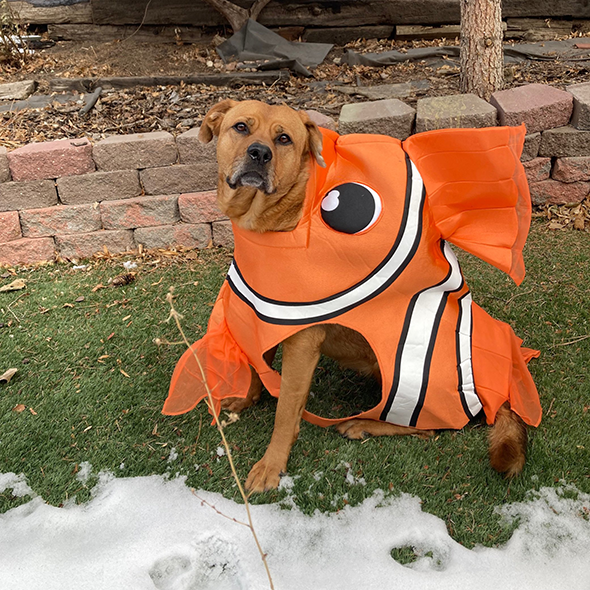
[277,133,292,145]
[321,182,382,234]
[233,122,248,134]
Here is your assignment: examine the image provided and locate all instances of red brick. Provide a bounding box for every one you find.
[20,204,102,238]
[93,131,177,171]
[523,157,551,183]
[212,220,234,248]
[0,179,57,212]
[0,146,10,183]
[490,84,573,134]
[178,191,226,224]
[134,223,211,250]
[552,157,590,183]
[100,195,179,230]
[0,211,21,243]
[55,229,134,260]
[0,237,55,266]
[529,179,590,206]
[7,138,95,181]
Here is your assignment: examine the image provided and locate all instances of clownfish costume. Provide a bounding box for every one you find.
[163,124,542,432]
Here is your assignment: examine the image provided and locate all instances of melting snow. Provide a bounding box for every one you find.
[0,472,589,590]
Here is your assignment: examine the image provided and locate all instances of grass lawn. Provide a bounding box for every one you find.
[1,219,589,551]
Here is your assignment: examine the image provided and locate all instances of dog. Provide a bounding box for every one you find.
[166,99,541,492]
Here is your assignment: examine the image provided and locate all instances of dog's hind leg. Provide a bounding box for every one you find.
[220,347,278,413]
[336,419,434,440]
[220,367,263,413]
[246,328,325,492]
[488,402,527,477]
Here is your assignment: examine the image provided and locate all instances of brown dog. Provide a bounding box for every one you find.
[198,99,528,493]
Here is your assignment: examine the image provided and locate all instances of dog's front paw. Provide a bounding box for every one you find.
[245,457,285,493]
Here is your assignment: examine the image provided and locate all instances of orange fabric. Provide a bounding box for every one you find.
[164,126,542,429]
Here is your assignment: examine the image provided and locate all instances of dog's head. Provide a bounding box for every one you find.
[199,100,325,199]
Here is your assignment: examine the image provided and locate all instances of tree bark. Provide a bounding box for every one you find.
[202,0,273,32]
[460,0,504,100]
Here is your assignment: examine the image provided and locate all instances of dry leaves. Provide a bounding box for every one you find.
[0,279,26,293]
[544,199,590,231]
[0,368,18,383]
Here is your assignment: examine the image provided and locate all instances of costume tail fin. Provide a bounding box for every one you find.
[162,320,251,418]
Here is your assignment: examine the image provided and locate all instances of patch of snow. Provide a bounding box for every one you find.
[0,472,588,590]
[167,448,178,463]
[75,461,92,484]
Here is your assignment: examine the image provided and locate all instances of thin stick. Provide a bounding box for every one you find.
[549,334,590,348]
[166,292,275,589]
[191,490,250,527]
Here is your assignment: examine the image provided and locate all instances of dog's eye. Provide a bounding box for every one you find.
[233,122,248,134]
[277,134,292,145]
[320,183,382,234]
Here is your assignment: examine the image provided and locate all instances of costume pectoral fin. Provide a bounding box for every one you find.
[403,125,530,285]
[163,319,252,417]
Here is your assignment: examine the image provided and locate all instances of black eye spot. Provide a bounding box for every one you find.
[233,122,248,134]
[320,183,382,234]
[277,134,292,145]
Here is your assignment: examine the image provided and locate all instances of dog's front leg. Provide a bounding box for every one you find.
[245,327,325,493]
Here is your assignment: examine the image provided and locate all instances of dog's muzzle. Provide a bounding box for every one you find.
[227,142,274,194]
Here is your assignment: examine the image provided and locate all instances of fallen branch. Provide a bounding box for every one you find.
[202,0,273,33]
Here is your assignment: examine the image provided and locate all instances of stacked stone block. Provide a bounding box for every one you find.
[3,81,590,266]
[0,129,227,266]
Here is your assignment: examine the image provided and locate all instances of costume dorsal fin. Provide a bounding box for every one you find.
[403,125,530,285]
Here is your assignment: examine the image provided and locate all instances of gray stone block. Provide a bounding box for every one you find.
[0,179,57,212]
[521,132,541,162]
[0,80,36,101]
[140,163,217,195]
[339,99,416,140]
[57,169,142,205]
[176,126,217,165]
[567,81,590,131]
[134,223,211,250]
[539,126,590,158]
[0,146,9,183]
[416,93,497,132]
[93,131,178,171]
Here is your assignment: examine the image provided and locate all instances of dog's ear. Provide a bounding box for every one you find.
[298,111,326,168]
[199,99,237,143]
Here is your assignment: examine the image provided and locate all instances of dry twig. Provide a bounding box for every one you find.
[165,290,275,589]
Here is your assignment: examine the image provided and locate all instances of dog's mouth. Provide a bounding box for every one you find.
[227,164,274,194]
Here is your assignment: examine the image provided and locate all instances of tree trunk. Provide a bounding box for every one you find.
[460,0,503,100]
[202,0,273,33]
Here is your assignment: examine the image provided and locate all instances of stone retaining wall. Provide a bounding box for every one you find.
[2,80,590,267]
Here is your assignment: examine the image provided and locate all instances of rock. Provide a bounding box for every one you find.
[0,80,36,101]
[335,80,430,101]
[339,99,416,140]
[415,93,497,132]
[567,81,590,131]
[490,83,573,134]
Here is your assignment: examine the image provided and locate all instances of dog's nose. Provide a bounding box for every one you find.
[247,143,273,165]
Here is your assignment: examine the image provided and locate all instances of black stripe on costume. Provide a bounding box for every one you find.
[226,155,425,326]
[380,242,465,426]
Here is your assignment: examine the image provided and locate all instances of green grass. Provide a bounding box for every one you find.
[1,220,589,550]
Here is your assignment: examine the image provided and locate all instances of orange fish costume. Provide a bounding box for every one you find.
[163,125,542,431]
